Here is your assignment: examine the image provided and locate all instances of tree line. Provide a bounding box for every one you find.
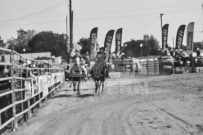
[0,29,203,61]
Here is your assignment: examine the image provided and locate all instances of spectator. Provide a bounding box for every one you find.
[196,48,200,56]
[0,65,11,92]
[1,55,5,62]
[0,65,5,78]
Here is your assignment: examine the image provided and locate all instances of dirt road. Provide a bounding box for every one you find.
[5,74,203,135]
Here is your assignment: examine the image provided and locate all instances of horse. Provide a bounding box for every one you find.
[68,63,87,95]
[90,54,108,95]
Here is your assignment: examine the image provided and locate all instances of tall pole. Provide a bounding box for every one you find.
[69,0,72,63]
[66,15,70,63]
[71,11,74,49]
[160,13,164,49]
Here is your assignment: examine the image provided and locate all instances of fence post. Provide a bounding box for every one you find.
[26,60,32,119]
[10,48,17,131]
[20,59,25,119]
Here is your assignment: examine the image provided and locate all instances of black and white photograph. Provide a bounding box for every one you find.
[0,0,203,134]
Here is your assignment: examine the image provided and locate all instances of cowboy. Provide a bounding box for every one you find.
[97,47,110,78]
[69,50,87,94]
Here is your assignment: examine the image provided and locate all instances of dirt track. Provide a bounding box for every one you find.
[4,74,203,135]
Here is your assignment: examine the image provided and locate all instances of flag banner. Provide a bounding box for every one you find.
[175,25,186,49]
[186,22,194,50]
[162,24,169,49]
[115,28,123,55]
[104,30,115,61]
[89,27,98,59]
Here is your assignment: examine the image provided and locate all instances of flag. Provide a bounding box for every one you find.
[162,24,169,49]
[104,30,115,61]
[89,27,98,59]
[115,28,123,55]
[186,22,194,50]
[175,25,186,49]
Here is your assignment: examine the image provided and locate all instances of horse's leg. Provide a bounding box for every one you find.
[101,81,104,94]
[69,81,73,88]
[73,81,76,92]
[95,80,98,93]
[77,81,81,95]
[98,80,102,95]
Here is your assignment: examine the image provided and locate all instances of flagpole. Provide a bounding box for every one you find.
[160,13,164,49]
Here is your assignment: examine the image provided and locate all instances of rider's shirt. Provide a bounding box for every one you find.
[92,52,107,78]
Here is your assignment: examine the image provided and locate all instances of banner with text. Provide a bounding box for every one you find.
[115,28,122,55]
[175,25,186,49]
[104,30,115,61]
[89,27,98,59]
[162,24,169,49]
[186,22,194,50]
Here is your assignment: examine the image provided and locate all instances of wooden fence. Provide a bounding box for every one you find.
[0,48,64,132]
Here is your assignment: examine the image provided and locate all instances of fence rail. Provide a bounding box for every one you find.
[0,47,65,132]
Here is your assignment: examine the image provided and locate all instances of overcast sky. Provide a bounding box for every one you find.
[0,0,202,49]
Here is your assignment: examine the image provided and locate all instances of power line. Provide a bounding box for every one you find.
[75,8,200,21]
[0,0,66,24]
[0,8,199,27]
[125,17,159,32]
[0,5,201,29]
[0,3,199,25]
[0,20,65,27]
[0,5,199,27]
[75,3,200,15]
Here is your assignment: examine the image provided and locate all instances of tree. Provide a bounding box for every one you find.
[124,39,142,57]
[194,42,203,50]
[0,37,6,48]
[77,38,90,55]
[7,29,36,53]
[147,35,160,55]
[28,31,68,60]
[123,34,160,57]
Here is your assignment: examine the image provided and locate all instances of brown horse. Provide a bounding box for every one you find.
[90,54,108,95]
[69,64,87,95]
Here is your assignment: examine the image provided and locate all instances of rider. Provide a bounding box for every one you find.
[92,47,108,79]
[97,47,110,78]
[69,50,87,94]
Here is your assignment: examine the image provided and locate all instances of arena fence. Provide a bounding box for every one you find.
[110,56,172,77]
[110,55,203,76]
[0,48,65,132]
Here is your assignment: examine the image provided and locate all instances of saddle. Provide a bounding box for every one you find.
[69,64,87,78]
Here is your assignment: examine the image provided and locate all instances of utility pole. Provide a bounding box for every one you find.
[71,11,73,49]
[69,0,73,63]
[160,13,164,49]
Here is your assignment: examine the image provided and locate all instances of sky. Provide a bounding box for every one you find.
[0,0,203,50]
